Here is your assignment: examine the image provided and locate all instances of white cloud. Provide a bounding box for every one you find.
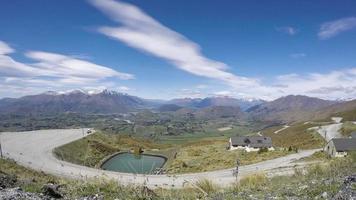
[214,90,233,96]
[175,88,205,98]
[276,26,298,35]
[196,84,208,89]
[289,53,306,59]
[318,17,356,39]
[0,41,15,55]
[0,40,134,98]
[273,68,356,100]
[118,86,130,91]
[89,0,259,89]
[25,51,133,80]
[88,1,356,101]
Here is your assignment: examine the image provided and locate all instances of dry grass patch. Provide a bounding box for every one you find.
[234,173,268,191]
[263,123,325,149]
[340,121,356,137]
[54,132,172,167]
[166,141,290,173]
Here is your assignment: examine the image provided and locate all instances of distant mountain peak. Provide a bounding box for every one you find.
[0,89,147,114]
[100,89,127,96]
[40,89,130,97]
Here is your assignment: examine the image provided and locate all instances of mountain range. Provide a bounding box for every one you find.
[0,90,148,115]
[1,90,355,124]
[167,96,265,111]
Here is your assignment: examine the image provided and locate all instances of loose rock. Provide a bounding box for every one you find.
[333,174,356,200]
[0,172,17,189]
[0,187,43,200]
[42,183,63,198]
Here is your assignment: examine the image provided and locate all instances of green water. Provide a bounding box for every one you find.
[101,153,166,174]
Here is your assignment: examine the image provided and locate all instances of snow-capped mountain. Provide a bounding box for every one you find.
[0,89,146,114]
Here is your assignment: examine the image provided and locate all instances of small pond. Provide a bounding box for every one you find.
[101,152,167,174]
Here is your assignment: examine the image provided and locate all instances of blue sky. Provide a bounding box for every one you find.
[1,0,356,100]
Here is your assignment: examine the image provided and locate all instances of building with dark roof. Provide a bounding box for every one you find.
[325,138,356,157]
[229,136,274,152]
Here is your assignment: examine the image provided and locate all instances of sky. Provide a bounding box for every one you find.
[1,0,356,100]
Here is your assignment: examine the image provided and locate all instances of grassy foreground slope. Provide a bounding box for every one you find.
[1,151,355,199]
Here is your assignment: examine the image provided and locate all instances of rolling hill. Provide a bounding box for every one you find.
[247,95,337,123]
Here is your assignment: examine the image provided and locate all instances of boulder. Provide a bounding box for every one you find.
[42,183,63,198]
[0,187,43,200]
[0,172,17,189]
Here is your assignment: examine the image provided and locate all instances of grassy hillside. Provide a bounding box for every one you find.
[54,132,290,173]
[336,108,356,121]
[1,152,355,199]
[340,121,356,137]
[167,140,290,173]
[54,132,172,167]
[312,100,356,121]
[263,123,325,149]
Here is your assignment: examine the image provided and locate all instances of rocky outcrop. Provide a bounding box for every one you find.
[0,172,17,189]
[42,183,63,199]
[0,187,44,200]
[333,174,356,200]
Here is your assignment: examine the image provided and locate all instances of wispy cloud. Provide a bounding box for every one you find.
[88,0,356,101]
[289,53,306,59]
[25,51,133,80]
[275,69,356,100]
[318,17,356,39]
[176,88,205,99]
[0,40,134,97]
[0,41,14,54]
[89,0,259,89]
[276,26,298,35]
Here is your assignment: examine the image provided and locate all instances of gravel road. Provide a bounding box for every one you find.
[315,117,343,142]
[0,129,319,188]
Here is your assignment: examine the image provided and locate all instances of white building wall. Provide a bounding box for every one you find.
[325,140,348,157]
[228,138,275,152]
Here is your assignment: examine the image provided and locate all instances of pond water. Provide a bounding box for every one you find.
[101,152,167,174]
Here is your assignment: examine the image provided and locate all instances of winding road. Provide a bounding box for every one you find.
[315,117,343,142]
[0,129,319,188]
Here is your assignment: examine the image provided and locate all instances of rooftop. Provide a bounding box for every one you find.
[230,136,272,148]
[332,138,356,152]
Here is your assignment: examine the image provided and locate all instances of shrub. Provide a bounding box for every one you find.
[258,147,268,154]
[235,173,268,191]
[195,178,218,195]
[307,164,326,178]
[182,161,188,168]
[133,146,143,155]
[288,146,293,151]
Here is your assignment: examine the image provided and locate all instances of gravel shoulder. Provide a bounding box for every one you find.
[1,129,320,188]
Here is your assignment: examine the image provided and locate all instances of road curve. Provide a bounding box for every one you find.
[1,129,320,188]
